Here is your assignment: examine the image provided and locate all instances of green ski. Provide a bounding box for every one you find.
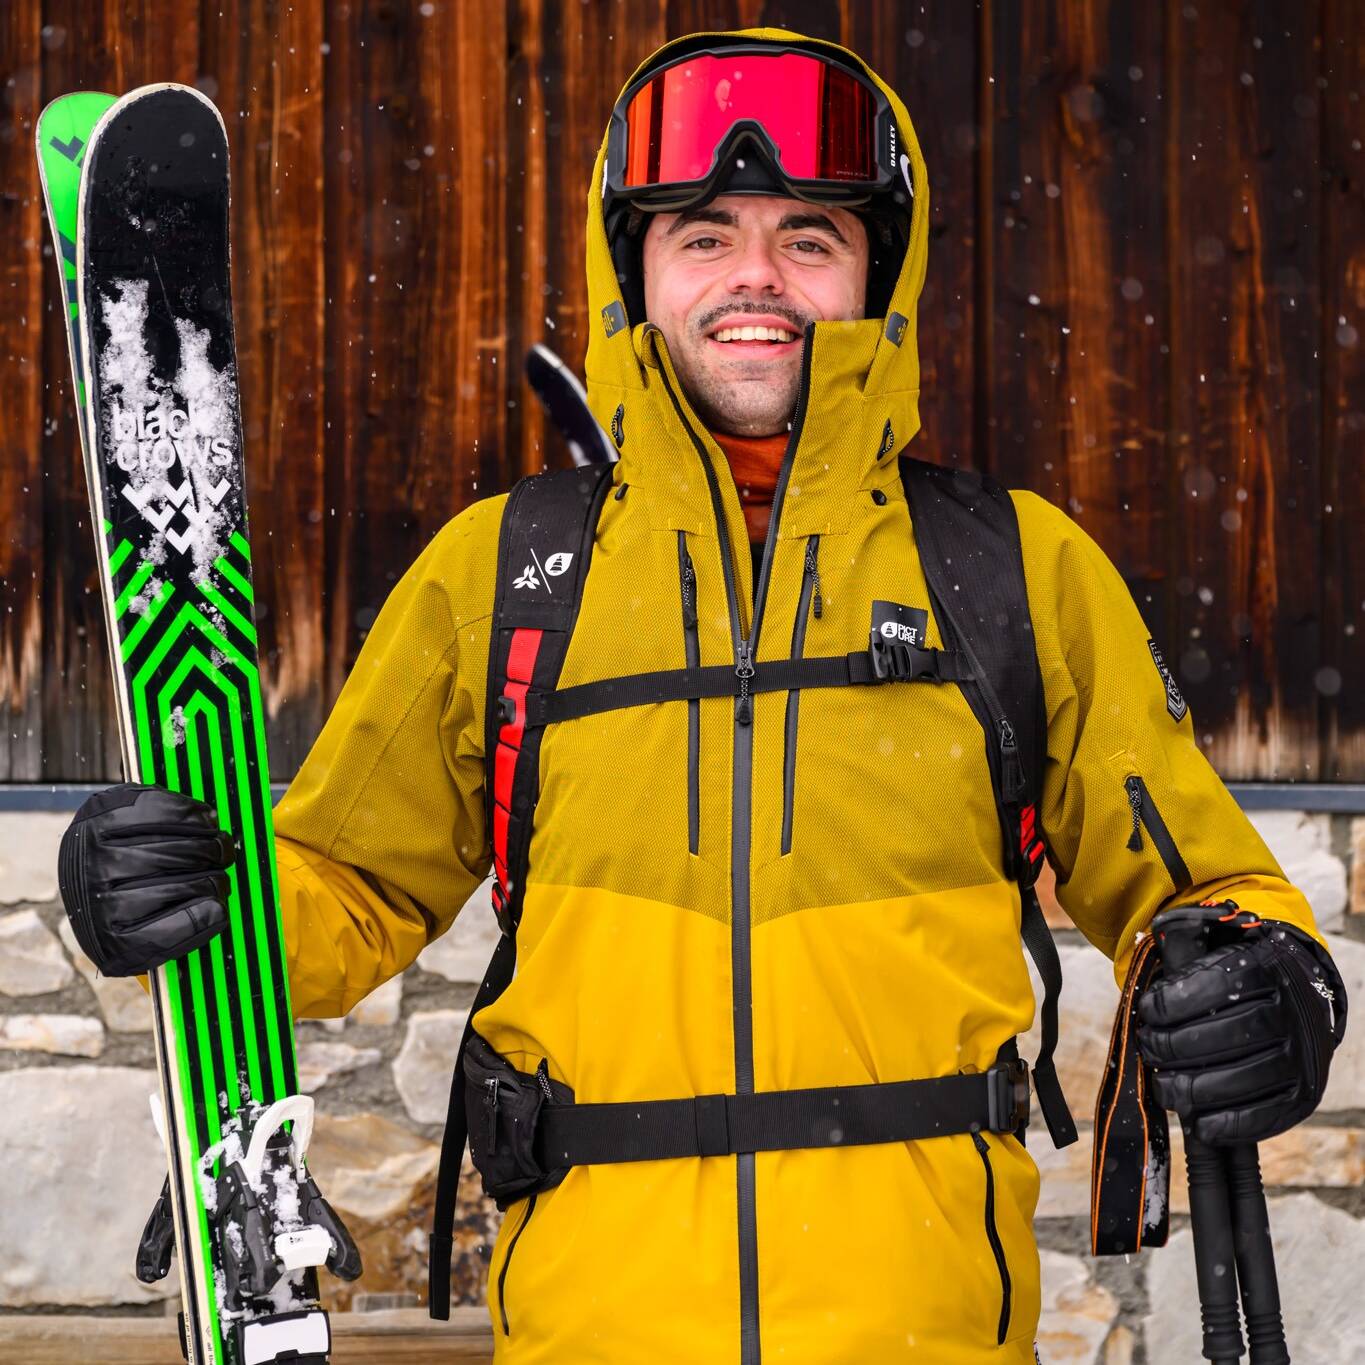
[39,86,359,1365]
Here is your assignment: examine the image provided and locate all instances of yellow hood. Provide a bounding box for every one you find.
[582,29,931,562]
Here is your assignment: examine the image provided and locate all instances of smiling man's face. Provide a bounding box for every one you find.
[641,194,868,437]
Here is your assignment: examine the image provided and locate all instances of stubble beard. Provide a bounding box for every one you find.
[676,356,801,437]
[671,300,810,438]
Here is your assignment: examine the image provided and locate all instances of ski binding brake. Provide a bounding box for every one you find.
[138,1093,361,1363]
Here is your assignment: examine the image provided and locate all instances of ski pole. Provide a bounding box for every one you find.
[1225,1120,1289,1363]
[1152,907,1247,1365]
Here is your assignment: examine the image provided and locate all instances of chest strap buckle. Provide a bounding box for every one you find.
[869,631,947,682]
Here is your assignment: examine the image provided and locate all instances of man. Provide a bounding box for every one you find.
[59,29,1344,1363]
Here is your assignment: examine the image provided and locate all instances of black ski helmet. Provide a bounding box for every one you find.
[603,33,914,326]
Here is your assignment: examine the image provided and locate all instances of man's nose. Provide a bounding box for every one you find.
[723,236,786,296]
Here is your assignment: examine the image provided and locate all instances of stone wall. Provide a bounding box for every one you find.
[2,808,1362,1362]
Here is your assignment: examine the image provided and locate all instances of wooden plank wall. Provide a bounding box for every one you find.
[1,0,1361,782]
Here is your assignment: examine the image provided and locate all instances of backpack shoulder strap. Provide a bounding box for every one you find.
[901,457,1078,1149]
[484,462,615,932]
[429,461,614,1320]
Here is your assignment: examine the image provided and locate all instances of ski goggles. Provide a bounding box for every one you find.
[606,46,905,210]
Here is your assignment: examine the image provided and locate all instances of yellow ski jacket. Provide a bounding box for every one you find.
[274,29,1325,1363]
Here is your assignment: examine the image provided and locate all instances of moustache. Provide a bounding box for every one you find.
[692,302,812,335]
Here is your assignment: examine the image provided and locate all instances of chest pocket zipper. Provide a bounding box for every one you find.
[497,1192,538,1336]
[781,534,822,855]
[677,533,700,854]
[971,1132,1012,1345]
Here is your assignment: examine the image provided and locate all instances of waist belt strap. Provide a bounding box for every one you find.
[533,1063,1030,1169]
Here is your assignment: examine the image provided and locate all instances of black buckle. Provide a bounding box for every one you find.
[869,632,930,682]
[986,1059,1031,1133]
[495,695,518,726]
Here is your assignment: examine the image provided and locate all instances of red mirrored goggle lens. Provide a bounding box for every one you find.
[622,52,879,188]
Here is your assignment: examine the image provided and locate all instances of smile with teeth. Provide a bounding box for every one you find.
[710,324,797,343]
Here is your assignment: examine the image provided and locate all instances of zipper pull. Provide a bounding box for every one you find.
[1125,776,1144,851]
[535,1059,554,1102]
[484,1076,500,1123]
[735,640,755,726]
[680,551,697,628]
[804,538,823,620]
[999,719,1025,803]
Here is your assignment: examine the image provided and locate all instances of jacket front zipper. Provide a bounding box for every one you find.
[971,1132,1012,1345]
[677,532,701,854]
[655,325,815,1365]
[781,535,822,854]
[1123,774,1191,890]
[497,1192,538,1336]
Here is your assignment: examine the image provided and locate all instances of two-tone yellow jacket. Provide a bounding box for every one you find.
[274,29,1326,1364]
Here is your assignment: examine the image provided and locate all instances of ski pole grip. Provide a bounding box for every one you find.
[1152,903,1218,973]
[1151,906,1246,1365]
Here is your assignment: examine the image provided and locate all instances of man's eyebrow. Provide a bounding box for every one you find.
[777,211,847,244]
[664,207,739,237]
[662,206,849,244]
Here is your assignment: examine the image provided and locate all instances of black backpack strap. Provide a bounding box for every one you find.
[486,463,615,933]
[428,463,613,1320]
[428,932,516,1318]
[902,458,1078,1149]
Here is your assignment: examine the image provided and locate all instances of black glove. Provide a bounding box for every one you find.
[58,783,235,977]
[1136,907,1346,1145]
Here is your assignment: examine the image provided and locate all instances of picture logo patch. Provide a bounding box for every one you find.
[871,600,929,648]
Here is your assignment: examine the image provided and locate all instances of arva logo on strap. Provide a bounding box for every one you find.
[513,550,574,592]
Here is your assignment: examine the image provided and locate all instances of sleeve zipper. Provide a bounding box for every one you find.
[1126,778,1145,851]
[1123,774,1192,890]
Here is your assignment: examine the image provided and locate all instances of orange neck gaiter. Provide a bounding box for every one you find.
[711,430,788,544]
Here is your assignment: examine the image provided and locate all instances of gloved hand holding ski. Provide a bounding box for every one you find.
[59,783,233,976]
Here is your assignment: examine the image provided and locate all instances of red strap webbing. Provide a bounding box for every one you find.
[491,627,543,906]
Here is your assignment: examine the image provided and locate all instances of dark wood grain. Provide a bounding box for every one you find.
[1,3,1360,781]
[203,0,327,777]
[0,0,44,779]
[507,0,667,479]
[1168,0,1323,779]
[846,1,979,470]
[986,0,1169,598]
[32,2,202,782]
[1321,2,1365,780]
